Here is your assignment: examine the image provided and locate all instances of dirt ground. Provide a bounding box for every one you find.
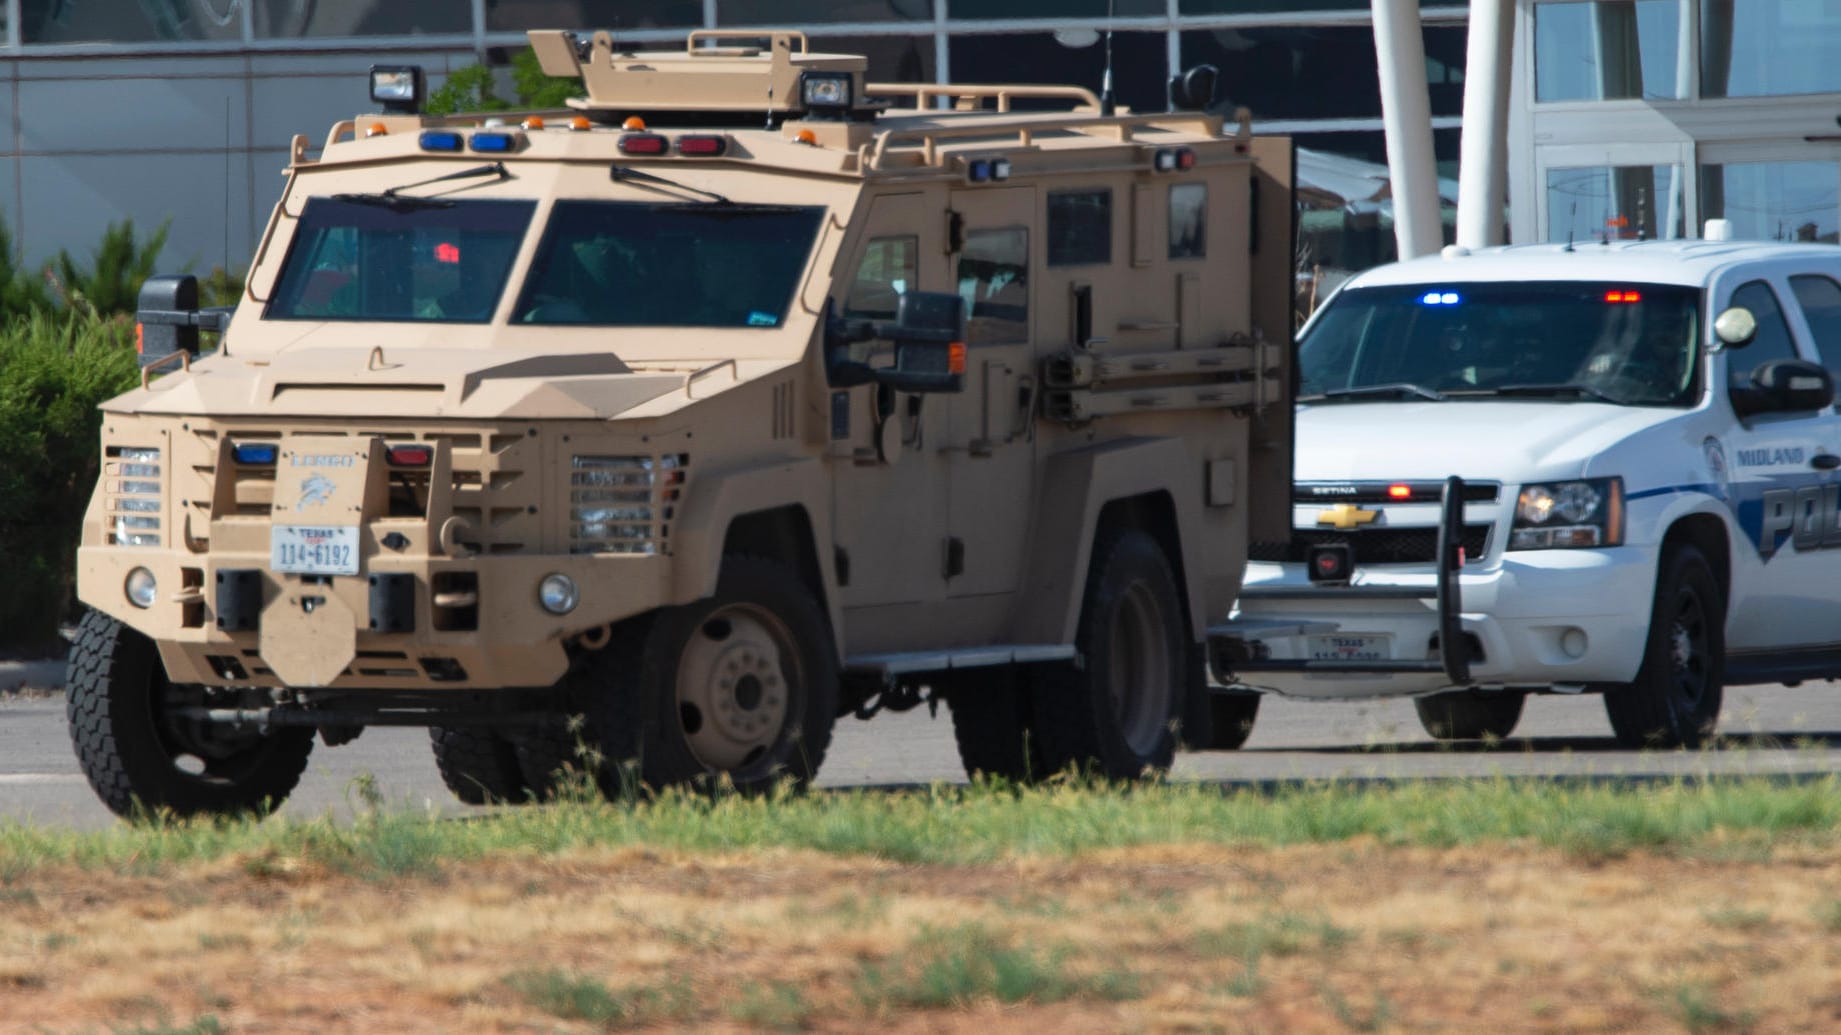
[2,841,1838,1033]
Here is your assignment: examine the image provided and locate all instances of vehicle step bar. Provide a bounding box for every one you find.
[845,644,1077,679]
[1213,475,1473,686]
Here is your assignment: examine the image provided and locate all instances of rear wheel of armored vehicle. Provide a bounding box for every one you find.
[1604,544,1724,749]
[1032,529,1185,779]
[66,610,315,820]
[429,727,530,805]
[946,668,1047,783]
[1413,690,1524,741]
[572,556,838,795]
[1201,690,1262,751]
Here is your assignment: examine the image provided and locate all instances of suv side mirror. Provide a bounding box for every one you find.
[1713,306,1757,348]
[825,291,967,394]
[1732,358,1834,418]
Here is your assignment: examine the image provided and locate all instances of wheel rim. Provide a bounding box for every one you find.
[675,604,800,772]
[1107,581,1173,757]
[1667,581,1711,712]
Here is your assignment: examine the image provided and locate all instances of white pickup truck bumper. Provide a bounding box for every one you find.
[1228,545,1657,700]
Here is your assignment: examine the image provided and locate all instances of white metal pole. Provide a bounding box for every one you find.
[1455,0,1513,248]
[1371,0,1444,259]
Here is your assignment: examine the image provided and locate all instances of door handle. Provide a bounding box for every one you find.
[1814,453,1841,470]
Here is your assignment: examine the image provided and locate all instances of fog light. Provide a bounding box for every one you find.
[539,573,579,615]
[1560,627,1588,659]
[126,567,158,609]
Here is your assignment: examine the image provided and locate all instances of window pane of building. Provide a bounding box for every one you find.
[720,0,930,24]
[1182,26,1467,121]
[1702,0,1841,99]
[951,0,1164,18]
[950,31,1165,115]
[1182,0,1443,12]
[1534,1,1684,103]
[484,1,702,33]
[1700,161,1839,243]
[1545,164,1685,243]
[250,0,467,39]
[813,34,935,84]
[24,0,243,43]
[1294,129,1462,287]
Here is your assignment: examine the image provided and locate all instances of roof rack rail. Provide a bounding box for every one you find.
[863,110,1228,171]
[868,82,1102,113]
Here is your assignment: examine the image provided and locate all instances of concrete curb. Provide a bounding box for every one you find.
[0,660,65,692]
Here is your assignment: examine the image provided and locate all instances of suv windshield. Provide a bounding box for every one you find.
[512,201,824,328]
[1299,281,1703,406]
[266,198,536,323]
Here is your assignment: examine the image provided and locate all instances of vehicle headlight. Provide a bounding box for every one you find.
[126,567,158,609]
[538,573,579,615]
[1510,477,1623,550]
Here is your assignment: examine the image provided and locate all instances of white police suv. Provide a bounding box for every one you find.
[1225,237,1841,748]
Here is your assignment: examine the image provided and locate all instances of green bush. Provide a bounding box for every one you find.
[425,47,583,116]
[0,312,139,651]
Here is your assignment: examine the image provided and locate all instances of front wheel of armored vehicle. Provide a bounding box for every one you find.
[1032,529,1185,779]
[66,610,315,820]
[1603,544,1724,749]
[1413,690,1524,741]
[572,556,839,795]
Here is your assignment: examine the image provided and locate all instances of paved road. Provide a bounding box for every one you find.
[6,670,1841,830]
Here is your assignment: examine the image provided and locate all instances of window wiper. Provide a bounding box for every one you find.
[332,162,510,212]
[1301,382,1446,403]
[610,165,730,205]
[1492,382,1627,405]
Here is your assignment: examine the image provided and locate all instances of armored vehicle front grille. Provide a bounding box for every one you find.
[569,453,688,555]
[1249,525,1492,565]
[180,426,537,552]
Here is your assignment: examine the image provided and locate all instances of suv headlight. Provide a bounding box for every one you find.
[1510,477,1623,550]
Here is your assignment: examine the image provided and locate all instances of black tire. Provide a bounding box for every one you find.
[1604,544,1725,748]
[1202,691,1262,751]
[511,714,587,801]
[1031,528,1186,779]
[1413,690,1525,740]
[945,667,1046,782]
[66,609,315,820]
[428,727,528,805]
[569,556,839,795]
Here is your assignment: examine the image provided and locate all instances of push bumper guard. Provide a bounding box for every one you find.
[1209,476,1471,686]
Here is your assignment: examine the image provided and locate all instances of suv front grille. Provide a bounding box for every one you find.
[1250,525,1492,565]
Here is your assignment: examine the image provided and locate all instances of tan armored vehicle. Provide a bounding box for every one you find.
[69,29,1296,817]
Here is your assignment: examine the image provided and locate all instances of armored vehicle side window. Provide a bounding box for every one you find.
[1727,280,1800,391]
[956,227,1029,344]
[514,201,824,328]
[1047,190,1111,266]
[1170,183,1206,259]
[844,236,918,320]
[1790,274,1841,389]
[266,198,536,323]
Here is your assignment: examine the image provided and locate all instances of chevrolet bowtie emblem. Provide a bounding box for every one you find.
[1316,503,1379,530]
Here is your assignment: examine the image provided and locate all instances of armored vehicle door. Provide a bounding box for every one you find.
[828,191,954,634]
[944,187,1039,601]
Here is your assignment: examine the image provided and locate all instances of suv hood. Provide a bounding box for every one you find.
[1296,400,1684,481]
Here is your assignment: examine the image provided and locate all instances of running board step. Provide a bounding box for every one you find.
[844,644,1077,678]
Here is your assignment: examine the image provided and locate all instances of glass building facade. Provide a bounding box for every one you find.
[0,3,1832,286]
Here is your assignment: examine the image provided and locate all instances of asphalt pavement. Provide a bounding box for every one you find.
[5,656,1841,831]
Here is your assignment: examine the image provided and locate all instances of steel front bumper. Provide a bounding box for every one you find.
[1224,545,1656,699]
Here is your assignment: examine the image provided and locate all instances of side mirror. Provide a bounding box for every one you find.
[137,274,234,367]
[1732,358,1834,418]
[1713,306,1757,348]
[825,291,967,394]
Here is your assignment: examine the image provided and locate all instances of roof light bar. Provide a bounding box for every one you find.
[1152,147,1197,173]
[676,134,728,157]
[618,132,669,156]
[419,130,463,152]
[469,131,523,154]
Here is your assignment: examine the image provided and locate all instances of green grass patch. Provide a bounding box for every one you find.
[4,775,1841,880]
[854,923,1137,1011]
[728,979,814,1030]
[505,968,691,1026]
[1196,911,1354,959]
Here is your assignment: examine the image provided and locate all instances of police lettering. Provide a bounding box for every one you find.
[1758,485,1841,553]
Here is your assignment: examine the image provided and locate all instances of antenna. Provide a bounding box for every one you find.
[1099,0,1116,116]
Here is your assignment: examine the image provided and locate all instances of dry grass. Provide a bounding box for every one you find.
[3,839,1840,1032]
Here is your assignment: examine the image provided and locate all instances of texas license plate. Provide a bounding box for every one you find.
[1307,633,1392,662]
[270,525,360,576]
